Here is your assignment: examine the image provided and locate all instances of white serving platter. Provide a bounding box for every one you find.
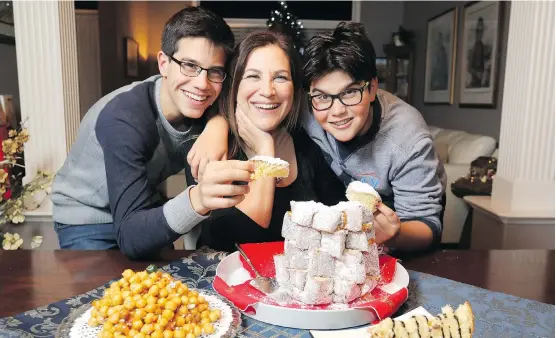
[215,251,409,330]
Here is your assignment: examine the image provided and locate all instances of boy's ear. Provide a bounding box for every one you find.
[369,77,379,94]
[368,77,379,103]
[158,51,170,77]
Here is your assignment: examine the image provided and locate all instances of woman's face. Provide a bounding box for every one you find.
[237,44,293,132]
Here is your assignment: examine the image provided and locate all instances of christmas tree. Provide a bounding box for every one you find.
[267,1,306,52]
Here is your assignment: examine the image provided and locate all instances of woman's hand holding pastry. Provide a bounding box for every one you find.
[189,160,254,215]
[236,104,274,156]
[373,202,401,245]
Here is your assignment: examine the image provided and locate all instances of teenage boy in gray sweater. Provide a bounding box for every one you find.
[50,7,252,259]
[189,22,446,252]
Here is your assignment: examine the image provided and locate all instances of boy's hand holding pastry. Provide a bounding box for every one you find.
[373,202,401,245]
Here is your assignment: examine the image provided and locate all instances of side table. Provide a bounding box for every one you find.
[463,195,554,249]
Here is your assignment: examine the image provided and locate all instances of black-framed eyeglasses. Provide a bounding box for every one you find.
[308,82,370,111]
[168,55,227,83]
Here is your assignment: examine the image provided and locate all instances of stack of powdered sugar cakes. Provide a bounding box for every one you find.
[273,181,383,305]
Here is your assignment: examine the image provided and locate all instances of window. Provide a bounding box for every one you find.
[199,1,352,21]
[197,1,359,45]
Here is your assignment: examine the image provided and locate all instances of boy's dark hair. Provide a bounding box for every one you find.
[161,6,235,58]
[221,30,304,158]
[302,22,377,89]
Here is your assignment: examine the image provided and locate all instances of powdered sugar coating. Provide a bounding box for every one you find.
[281,213,321,249]
[333,201,366,231]
[290,201,322,226]
[333,278,362,303]
[249,155,289,166]
[346,231,370,251]
[335,251,366,284]
[297,276,334,305]
[361,276,380,296]
[288,269,307,290]
[307,248,335,278]
[312,206,343,233]
[320,230,347,258]
[277,196,382,305]
[284,240,309,270]
[346,181,381,199]
[363,244,381,276]
[274,254,290,286]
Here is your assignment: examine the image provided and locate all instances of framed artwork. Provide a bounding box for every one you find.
[125,37,139,78]
[459,1,502,108]
[423,8,458,104]
[0,1,15,45]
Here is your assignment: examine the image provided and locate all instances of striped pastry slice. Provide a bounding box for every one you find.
[368,302,475,338]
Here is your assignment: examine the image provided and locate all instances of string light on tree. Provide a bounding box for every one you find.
[267,1,306,51]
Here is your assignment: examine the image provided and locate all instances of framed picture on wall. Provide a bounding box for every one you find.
[459,1,502,108]
[423,8,458,104]
[125,37,139,78]
[0,1,15,45]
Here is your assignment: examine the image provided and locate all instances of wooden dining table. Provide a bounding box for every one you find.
[0,248,553,318]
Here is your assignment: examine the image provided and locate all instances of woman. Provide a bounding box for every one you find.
[197,30,346,252]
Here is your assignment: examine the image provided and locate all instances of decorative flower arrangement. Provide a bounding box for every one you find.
[2,232,43,250]
[0,122,53,250]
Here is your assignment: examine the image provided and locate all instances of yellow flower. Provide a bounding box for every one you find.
[2,232,23,250]
[12,214,25,224]
[8,130,16,137]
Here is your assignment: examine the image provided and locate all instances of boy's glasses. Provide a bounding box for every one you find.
[168,55,227,83]
[309,82,369,111]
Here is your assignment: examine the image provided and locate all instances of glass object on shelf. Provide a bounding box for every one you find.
[396,78,408,98]
[397,59,409,77]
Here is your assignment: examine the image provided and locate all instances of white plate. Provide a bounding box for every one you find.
[215,251,409,330]
[55,290,242,338]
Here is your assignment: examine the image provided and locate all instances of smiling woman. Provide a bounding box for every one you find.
[196,30,347,252]
[223,31,304,157]
[237,45,294,133]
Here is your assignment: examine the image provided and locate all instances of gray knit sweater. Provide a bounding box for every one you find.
[303,89,447,240]
[51,75,208,258]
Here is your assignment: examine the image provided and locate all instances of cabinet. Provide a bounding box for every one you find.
[381,44,413,104]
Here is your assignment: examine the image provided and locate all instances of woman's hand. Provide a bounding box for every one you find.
[189,160,254,215]
[373,202,402,245]
[236,104,274,156]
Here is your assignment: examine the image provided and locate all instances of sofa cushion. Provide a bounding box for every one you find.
[449,134,497,164]
[429,126,497,165]
[435,141,450,164]
[428,125,442,139]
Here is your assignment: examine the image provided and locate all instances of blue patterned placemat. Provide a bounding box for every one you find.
[0,249,554,338]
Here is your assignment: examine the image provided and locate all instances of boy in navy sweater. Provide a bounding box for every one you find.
[51,7,251,259]
[190,22,446,252]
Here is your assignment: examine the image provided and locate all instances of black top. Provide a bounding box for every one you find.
[197,129,346,252]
